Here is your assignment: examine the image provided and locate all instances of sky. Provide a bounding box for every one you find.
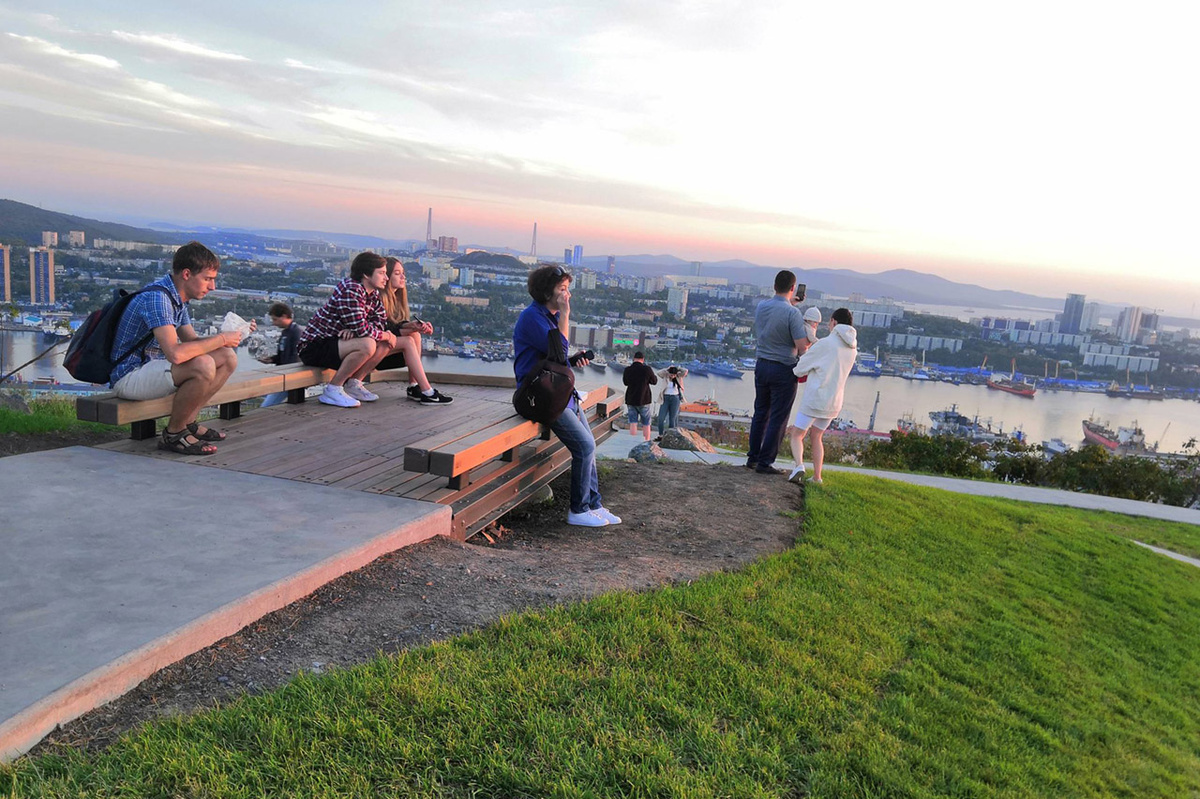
[1,1,1197,314]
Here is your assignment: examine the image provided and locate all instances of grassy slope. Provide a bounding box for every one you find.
[0,397,113,436]
[3,474,1198,797]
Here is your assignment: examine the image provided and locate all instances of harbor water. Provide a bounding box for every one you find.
[5,329,1200,453]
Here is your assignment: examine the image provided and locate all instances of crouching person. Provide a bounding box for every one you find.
[298,252,450,407]
[513,264,620,528]
[109,241,251,455]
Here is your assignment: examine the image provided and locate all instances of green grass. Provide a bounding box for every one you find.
[0,396,113,435]
[4,474,1199,797]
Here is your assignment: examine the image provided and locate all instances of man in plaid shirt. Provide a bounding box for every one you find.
[299,252,451,407]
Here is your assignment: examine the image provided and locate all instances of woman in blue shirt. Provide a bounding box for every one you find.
[513,265,621,528]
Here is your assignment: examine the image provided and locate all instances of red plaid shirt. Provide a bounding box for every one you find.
[298,278,388,351]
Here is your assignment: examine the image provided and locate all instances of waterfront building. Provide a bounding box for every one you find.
[667,287,689,318]
[29,247,55,305]
[1081,351,1159,372]
[41,231,58,247]
[67,230,86,247]
[886,333,963,353]
[1061,293,1086,334]
[0,244,10,303]
[1115,306,1145,344]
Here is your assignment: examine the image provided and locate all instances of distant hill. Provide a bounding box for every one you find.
[0,199,182,247]
[453,251,525,270]
[153,225,418,251]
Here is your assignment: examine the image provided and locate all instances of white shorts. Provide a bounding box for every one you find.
[792,411,833,432]
[113,359,177,400]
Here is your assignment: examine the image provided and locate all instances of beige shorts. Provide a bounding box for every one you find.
[113,359,177,400]
[792,411,833,432]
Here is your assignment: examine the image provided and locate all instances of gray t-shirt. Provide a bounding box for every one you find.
[754,296,806,365]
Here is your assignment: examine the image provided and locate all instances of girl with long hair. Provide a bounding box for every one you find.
[376,257,450,403]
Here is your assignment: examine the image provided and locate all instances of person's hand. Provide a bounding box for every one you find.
[248,319,258,332]
[572,351,590,367]
[558,285,572,313]
[381,331,398,348]
[338,329,355,340]
[419,320,433,335]
[221,330,242,348]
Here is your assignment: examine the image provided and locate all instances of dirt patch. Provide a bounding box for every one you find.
[30,458,801,755]
[0,429,125,458]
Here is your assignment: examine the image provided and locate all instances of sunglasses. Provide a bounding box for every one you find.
[552,265,568,278]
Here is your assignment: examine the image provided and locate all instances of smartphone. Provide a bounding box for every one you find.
[795,283,806,303]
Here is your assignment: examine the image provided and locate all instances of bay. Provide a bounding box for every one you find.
[5,329,1200,453]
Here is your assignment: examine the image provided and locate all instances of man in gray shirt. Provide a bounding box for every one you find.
[746,270,810,474]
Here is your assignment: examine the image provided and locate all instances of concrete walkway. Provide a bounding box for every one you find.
[597,436,1200,527]
[0,447,449,761]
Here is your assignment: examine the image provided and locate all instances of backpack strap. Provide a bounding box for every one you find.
[112,284,184,367]
[544,327,567,365]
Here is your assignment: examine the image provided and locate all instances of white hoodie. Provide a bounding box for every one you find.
[792,324,858,419]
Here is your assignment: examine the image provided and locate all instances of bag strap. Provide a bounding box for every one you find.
[112,285,182,366]
[544,327,567,365]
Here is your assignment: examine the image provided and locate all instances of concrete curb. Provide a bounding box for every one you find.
[0,505,449,762]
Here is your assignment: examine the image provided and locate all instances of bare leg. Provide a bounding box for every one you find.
[629,422,638,437]
[348,338,395,382]
[332,338,376,386]
[790,425,805,471]
[169,354,219,433]
[187,347,238,438]
[394,336,432,390]
[811,428,826,482]
[643,422,652,441]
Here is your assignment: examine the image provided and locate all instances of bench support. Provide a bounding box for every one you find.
[218,401,242,421]
[287,387,307,404]
[130,419,156,441]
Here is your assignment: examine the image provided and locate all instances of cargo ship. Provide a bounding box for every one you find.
[986,359,1036,397]
[1081,418,1152,453]
[1104,381,1165,401]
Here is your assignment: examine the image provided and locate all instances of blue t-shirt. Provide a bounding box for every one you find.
[754,296,806,365]
[513,302,568,384]
[108,275,189,386]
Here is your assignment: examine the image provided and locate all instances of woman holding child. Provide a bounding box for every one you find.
[788,307,857,485]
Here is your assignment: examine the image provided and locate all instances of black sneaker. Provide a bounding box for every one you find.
[755,465,785,475]
[406,384,422,401]
[419,388,453,405]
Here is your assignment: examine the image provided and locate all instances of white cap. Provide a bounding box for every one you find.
[803,307,822,323]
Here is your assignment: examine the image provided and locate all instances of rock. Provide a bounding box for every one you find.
[659,428,716,453]
[629,441,669,463]
[0,391,30,414]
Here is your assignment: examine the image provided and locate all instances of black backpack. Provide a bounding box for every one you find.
[64,285,178,384]
[513,328,576,423]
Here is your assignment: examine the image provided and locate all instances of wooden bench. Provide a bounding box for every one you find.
[76,363,335,440]
[403,385,623,490]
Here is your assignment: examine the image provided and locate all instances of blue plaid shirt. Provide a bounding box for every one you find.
[108,275,188,387]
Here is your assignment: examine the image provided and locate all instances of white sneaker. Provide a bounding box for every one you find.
[593,507,622,525]
[319,384,361,408]
[567,510,609,527]
[788,465,807,484]
[344,379,379,402]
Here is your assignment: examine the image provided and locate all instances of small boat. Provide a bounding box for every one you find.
[588,355,609,373]
[1042,438,1071,456]
[608,353,631,375]
[901,368,932,381]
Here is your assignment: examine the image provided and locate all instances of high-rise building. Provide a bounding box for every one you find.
[42,231,58,247]
[692,261,702,276]
[0,244,11,303]
[437,236,458,253]
[1115,305,1144,343]
[667,286,689,318]
[1060,293,1085,334]
[606,255,616,274]
[1140,311,1160,333]
[572,245,583,267]
[30,247,55,305]
[564,248,572,264]
[67,230,86,247]
[1081,302,1102,333]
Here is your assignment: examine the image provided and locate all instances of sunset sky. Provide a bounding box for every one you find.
[1,2,1196,314]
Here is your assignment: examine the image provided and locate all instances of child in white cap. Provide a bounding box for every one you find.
[796,307,822,386]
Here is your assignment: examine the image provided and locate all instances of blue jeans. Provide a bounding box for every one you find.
[549,397,601,514]
[657,394,681,435]
[747,358,798,469]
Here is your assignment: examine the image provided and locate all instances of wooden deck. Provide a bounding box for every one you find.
[98,374,621,539]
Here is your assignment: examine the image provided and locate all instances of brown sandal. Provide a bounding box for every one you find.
[159,427,217,456]
[187,422,226,442]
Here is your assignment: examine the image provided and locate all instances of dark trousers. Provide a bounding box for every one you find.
[747,358,797,468]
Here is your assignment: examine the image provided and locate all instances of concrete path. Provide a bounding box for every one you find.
[0,447,449,761]
[597,437,1200,527]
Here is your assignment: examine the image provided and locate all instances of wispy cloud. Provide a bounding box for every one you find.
[110,31,250,62]
[5,33,119,70]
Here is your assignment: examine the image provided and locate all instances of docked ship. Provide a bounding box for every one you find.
[928,405,1009,444]
[986,359,1036,397]
[1081,418,1152,453]
[588,355,609,373]
[705,362,744,379]
[607,353,631,374]
[1104,381,1165,401]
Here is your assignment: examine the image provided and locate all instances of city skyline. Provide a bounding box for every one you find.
[0,2,1196,315]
